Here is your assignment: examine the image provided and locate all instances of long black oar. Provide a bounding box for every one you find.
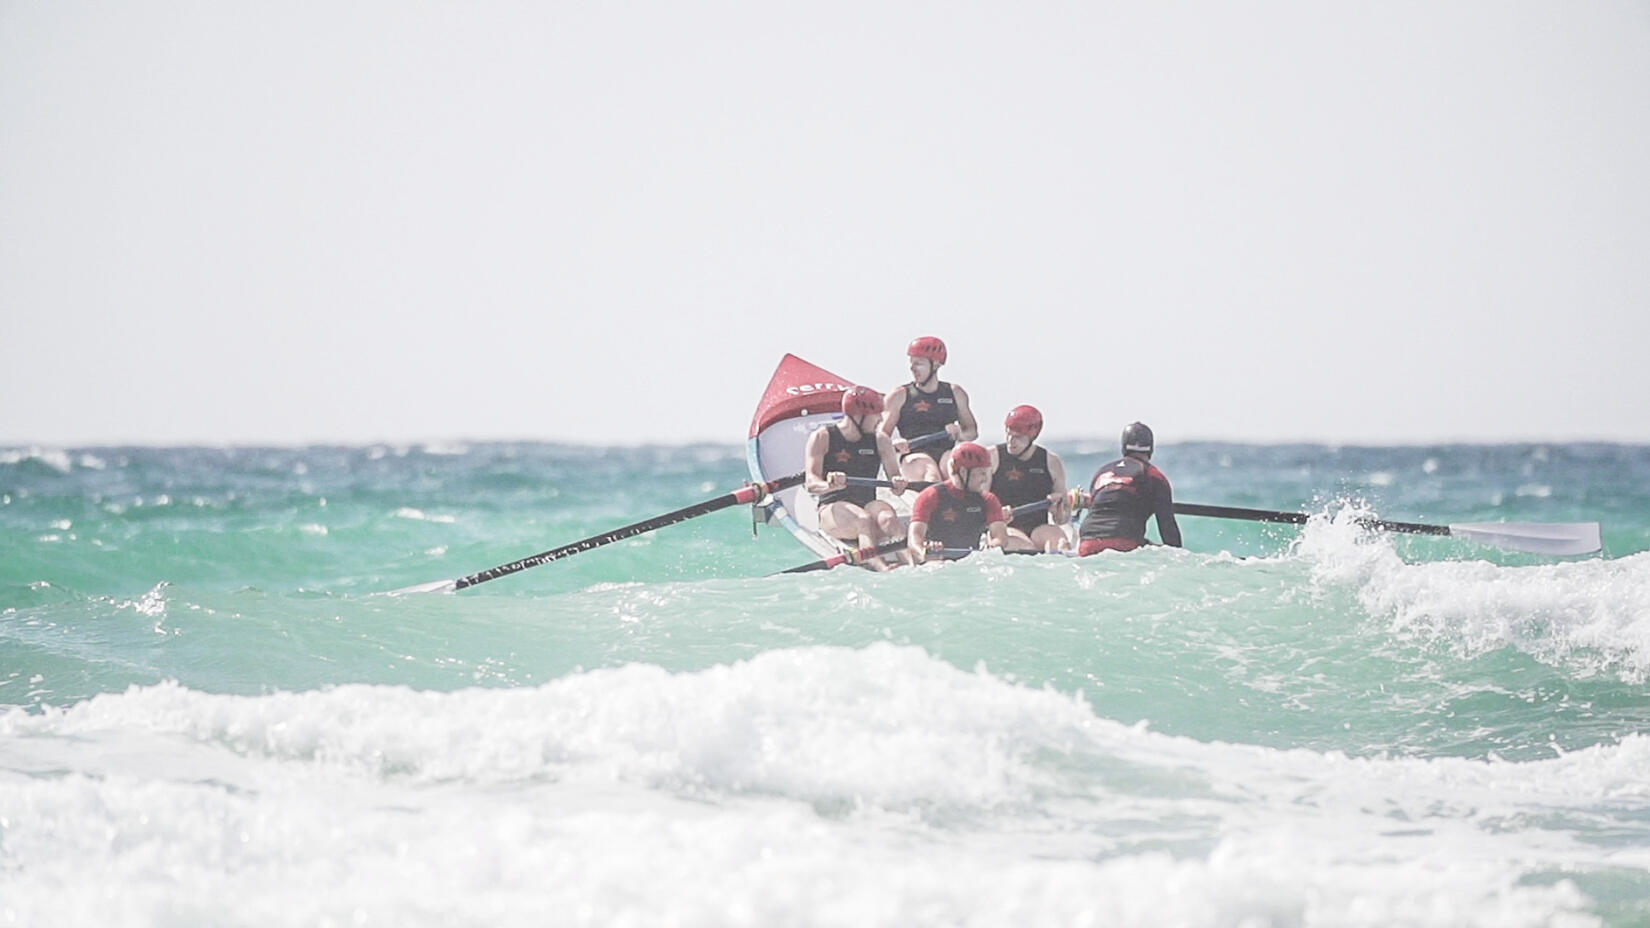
[393,474,805,593]
[1172,502,1602,556]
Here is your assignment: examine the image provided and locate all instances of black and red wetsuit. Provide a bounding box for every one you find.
[991,443,1054,535]
[896,381,959,458]
[815,425,883,507]
[1078,456,1181,555]
[910,482,1003,552]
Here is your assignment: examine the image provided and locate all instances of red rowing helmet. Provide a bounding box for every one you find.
[1004,405,1043,438]
[907,336,947,366]
[950,441,991,471]
[841,385,885,417]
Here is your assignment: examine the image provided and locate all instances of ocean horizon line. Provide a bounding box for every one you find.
[5,435,1650,453]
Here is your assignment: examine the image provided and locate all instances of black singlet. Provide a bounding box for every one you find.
[896,381,959,456]
[816,425,883,507]
[991,444,1054,534]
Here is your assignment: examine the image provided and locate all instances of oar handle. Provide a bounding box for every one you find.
[831,427,947,452]
[1008,488,1087,516]
[452,473,805,590]
[844,477,935,490]
[906,430,951,450]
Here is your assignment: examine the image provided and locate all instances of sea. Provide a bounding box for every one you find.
[3,440,1649,927]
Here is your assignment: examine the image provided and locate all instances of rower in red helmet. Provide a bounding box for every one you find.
[880,336,979,486]
[906,441,1008,564]
[1077,422,1182,555]
[804,385,909,569]
[990,405,1072,553]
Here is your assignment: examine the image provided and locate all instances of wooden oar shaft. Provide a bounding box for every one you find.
[454,473,804,590]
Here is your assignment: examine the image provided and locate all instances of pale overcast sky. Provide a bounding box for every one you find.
[3,2,1647,447]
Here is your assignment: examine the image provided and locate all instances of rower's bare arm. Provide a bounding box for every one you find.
[880,387,904,437]
[1048,452,1070,521]
[907,521,930,563]
[952,386,979,441]
[804,429,831,495]
[876,433,909,493]
[1155,480,1183,547]
[986,520,1009,549]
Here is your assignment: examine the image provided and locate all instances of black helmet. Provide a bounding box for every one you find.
[1121,422,1154,456]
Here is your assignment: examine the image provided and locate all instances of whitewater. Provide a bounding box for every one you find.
[4,441,1649,927]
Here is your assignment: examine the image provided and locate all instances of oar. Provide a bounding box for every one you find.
[777,539,909,574]
[1172,502,1602,556]
[905,430,952,451]
[776,540,982,574]
[393,474,806,593]
[845,477,936,490]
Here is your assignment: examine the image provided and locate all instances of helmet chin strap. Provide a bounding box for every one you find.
[912,362,939,390]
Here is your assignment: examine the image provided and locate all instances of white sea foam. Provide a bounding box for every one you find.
[1291,510,1650,678]
[394,507,458,524]
[0,645,1641,926]
[0,447,73,473]
[420,442,470,456]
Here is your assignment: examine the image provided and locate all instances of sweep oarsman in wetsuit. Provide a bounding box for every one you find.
[907,442,1008,563]
[990,405,1071,553]
[881,336,978,486]
[806,386,908,568]
[1078,422,1182,556]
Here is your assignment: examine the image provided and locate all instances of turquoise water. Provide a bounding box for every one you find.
[4,441,1650,926]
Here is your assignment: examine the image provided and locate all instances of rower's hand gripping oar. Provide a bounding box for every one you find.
[1170,502,1602,556]
[787,430,948,516]
[393,473,806,593]
[777,539,909,575]
[775,539,985,574]
[775,492,1072,574]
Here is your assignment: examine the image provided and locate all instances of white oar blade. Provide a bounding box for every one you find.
[1446,522,1602,556]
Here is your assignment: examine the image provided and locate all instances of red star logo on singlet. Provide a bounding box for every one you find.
[833,450,852,464]
[913,400,933,413]
[1005,468,1024,482]
[941,508,958,522]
